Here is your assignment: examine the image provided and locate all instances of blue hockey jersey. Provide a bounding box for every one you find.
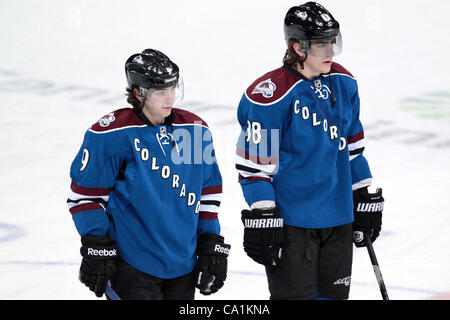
[68,107,223,279]
[236,63,372,229]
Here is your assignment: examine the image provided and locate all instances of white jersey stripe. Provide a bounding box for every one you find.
[238,169,273,181]
[236,154,277,174]
[199,204,220,213]
[200,193,222,202]
[68,189,109,202]
[67,200,106,211]
[348,139,365,151]
[352,178,372,191]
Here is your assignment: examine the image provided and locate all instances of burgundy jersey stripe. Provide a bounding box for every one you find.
[69,202,103,215]
[238,174,272,183]
[348,130,364,144]
[71,181,110,196]
[201,185,222,195]
[199,211,218,220]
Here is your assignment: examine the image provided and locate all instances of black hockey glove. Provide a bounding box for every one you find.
[241,207,284,269]
[353,187,384,248]
[195,233,231,295]
[79,234,118,297]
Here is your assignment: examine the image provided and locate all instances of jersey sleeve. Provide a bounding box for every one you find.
[235,93,288,207]
[196,128,222,236]
[346,85,373,190]
[67,129,125,236]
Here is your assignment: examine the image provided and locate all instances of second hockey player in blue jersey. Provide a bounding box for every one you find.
[236,2,385,300]
[68,49,230,299]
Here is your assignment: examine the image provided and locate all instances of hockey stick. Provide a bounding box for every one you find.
[365,235,389,300]
[105,280,121,300]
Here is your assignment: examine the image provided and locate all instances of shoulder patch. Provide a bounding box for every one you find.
[245,67,302,105]
[90,108,144,133]
[251,78,277,98]
[172,108,209,128]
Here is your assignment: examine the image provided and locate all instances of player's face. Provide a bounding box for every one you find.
[305,38,337,75]
[294,44,333,78]
[293,36,343,78]
[142,86,176,124]
[304,52,333,76]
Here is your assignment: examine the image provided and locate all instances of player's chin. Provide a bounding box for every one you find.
[320,61,332,73]
[161,107,172,115]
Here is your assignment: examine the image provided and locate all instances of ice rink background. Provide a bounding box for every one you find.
[0,0,449,300]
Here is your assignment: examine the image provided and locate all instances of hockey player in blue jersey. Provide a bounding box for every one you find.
[236,2,384,299]
[67,49,230,299]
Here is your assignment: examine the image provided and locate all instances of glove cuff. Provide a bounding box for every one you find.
[241,207,283,229]
[197,232,224,244]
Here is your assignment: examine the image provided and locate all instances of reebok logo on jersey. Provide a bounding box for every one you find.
[244,218,283,229]
[252,79,276,98]
[87,248,117,257]
[356,202,384,213]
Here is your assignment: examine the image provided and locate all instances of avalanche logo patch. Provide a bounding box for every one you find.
[98,113,116,127]
[295,10,308,21]
[132,55,144,64]
[252,79,277,98]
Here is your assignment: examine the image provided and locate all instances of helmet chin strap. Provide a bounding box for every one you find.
[135,88,147,112]
[298,41,308,70]
[131,87,156,127]
[299,54,307,70]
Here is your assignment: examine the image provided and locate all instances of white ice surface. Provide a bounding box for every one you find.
[0,0,449,300]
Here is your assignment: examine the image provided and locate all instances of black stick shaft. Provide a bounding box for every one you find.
[365,236,389,300]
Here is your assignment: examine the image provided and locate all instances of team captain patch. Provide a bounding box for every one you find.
[251,79,277,98]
